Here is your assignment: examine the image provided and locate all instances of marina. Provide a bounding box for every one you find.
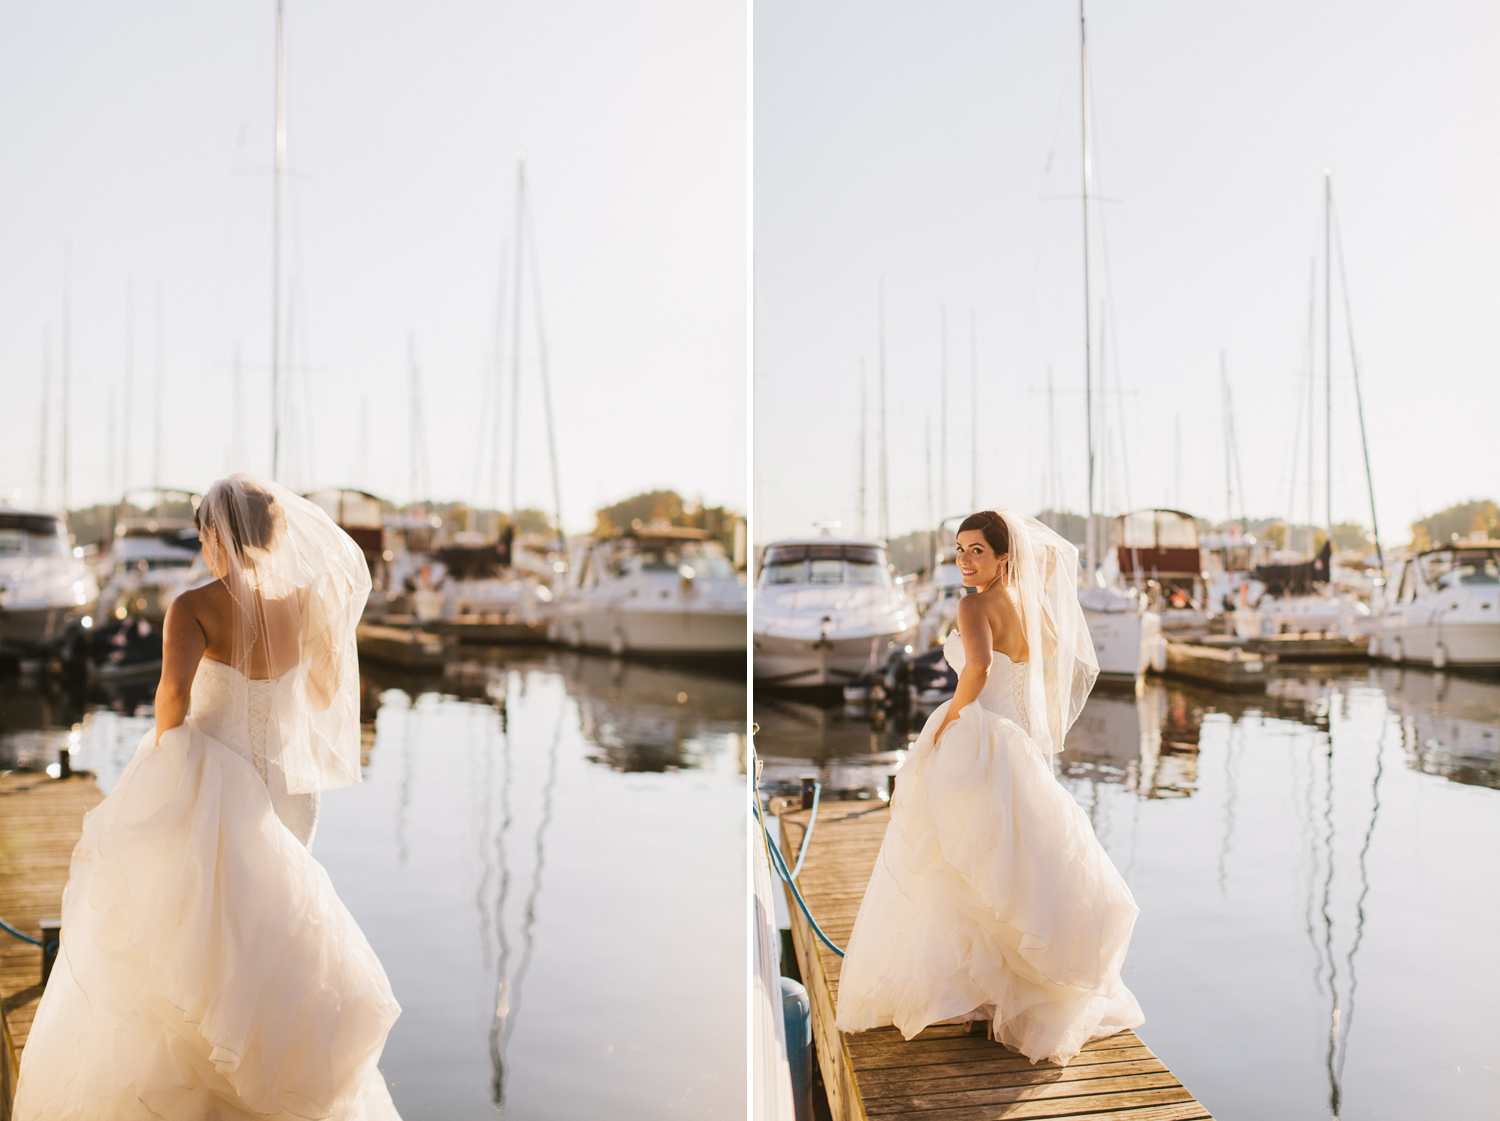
[756,660,1500,1119]
[0,644,747,1118]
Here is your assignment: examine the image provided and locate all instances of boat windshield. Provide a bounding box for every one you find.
[617,542,733,579]
[1422,549,1500,589]
[0,515,70,558]
[758,544,890,587]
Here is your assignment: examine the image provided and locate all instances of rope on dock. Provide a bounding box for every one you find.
[0,918,42,948]
[753,772,847,959]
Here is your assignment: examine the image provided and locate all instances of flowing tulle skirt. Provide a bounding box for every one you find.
[14,719,401,1120]
[834,699,1143,1066]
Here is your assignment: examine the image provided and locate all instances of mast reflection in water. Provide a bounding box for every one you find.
[753,665,1500,1121]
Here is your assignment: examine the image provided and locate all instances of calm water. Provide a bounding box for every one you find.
[756,665,1500,1121]
[1,649,748,1120]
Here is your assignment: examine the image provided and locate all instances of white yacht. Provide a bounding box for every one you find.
[753,536,916,687]
[99,502,201,623]
[1079,580,1165,680]
[1370,542,1500,668]
[0,508,100,654]
[551,528,745,656]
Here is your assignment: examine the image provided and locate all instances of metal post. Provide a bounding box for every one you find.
[39,918,61,984]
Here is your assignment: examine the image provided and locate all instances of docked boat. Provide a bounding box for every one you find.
[753,536,916,687]
[98,489,202,622]
[1370,541,1500,668]
[552,528,745,656]
[0,508,100,655]
[1111,509,1213,635]
[1079,581,1165,680]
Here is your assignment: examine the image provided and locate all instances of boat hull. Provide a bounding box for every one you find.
[1084,608,1162,680]
[752,628,914,687]
[0,603,96,655]
[1375,621,1500,668]
[556,607,746,657]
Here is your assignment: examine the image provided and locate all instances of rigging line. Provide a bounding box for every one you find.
[1330,196,1385,578]
[489,237,512,513]
[525,188,565,543]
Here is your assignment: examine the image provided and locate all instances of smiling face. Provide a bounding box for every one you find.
[955,529,1007,590]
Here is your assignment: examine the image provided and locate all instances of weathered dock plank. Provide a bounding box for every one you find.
[0,771,102,1056]
[776,801,1213,1121]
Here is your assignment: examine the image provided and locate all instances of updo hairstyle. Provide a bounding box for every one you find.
[195,476,283,562]
[957,510,1013,582]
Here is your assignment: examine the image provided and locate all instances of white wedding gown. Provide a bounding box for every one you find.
[15,657,402,1120]
[834,632,1144,1066]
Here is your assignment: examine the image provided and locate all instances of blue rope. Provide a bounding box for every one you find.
[789,781,821,881]
[753,776,846,959]
[0,917,42,948]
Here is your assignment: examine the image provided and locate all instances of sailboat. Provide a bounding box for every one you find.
[1073,2,1163,682]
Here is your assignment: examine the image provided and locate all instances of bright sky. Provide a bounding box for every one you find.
[754,0,1500,549]
[1,1,746,530]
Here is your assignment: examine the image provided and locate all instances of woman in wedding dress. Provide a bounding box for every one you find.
[16,475,402,1119]
[834,509,1143,1066]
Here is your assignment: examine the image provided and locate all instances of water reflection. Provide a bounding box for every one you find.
[751,665,1500,1119]
[1,648,746,1118]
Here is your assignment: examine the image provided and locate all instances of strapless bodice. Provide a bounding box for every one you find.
[943,631,1031,734]
[190,657,320,847]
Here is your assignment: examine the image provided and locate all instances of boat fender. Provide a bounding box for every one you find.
[1390,637,1403,664]
[1367,633,1380,659]
[1433,642,1448,670]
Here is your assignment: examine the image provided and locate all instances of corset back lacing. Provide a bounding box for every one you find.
[246,679,274,783]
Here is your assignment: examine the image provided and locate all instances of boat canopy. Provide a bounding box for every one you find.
[1252,541,1332,597]
[1110,509,1201,579]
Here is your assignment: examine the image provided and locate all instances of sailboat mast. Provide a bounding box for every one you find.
[924,416,934,574]
[62,248,71,515]
[123,277,133,496]
[1324,170,1332,541]
[524,201,565,545]
[154,282,164,489]
[1080,0,1097,575]
[1306,257,1315,557]
[508,157,526,521]
[857,358,867,537]
[939,305,947,521]
[38,327,50,509]
[271,0,286,482]
[878,278,889,543]
[969,307,977,509]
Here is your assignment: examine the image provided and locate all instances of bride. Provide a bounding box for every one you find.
[16,475,402,1119]
[834,509,1143,1066]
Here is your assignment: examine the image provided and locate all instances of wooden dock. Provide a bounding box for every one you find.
[1195,633,1369,662]
[355,622,447,669]
[0,771,101,1059]
[776,801,1214,1121]
[1159,642,1271,691]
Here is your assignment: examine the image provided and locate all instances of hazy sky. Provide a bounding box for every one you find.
[754,1,1500,549]
[1,1,746,529]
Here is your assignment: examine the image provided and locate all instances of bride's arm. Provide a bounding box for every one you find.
[155,593,208,743]
[934,596,992,745]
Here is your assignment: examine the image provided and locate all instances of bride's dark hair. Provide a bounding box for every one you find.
[195,475,283,560]
[958,509,1010,556]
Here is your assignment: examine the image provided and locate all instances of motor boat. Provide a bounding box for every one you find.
[753,535,916,687]
[1079,579,1165,681]
[552,528,745,656]
[913,551,965,650]
[0,508,100,655]
[1370,541,1500,668]
[1110,509,1213,636]
[1246,541,1371,637]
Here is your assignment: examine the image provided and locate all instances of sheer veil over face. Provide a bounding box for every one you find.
[993,510,1099,754]
[195,473,372,793]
